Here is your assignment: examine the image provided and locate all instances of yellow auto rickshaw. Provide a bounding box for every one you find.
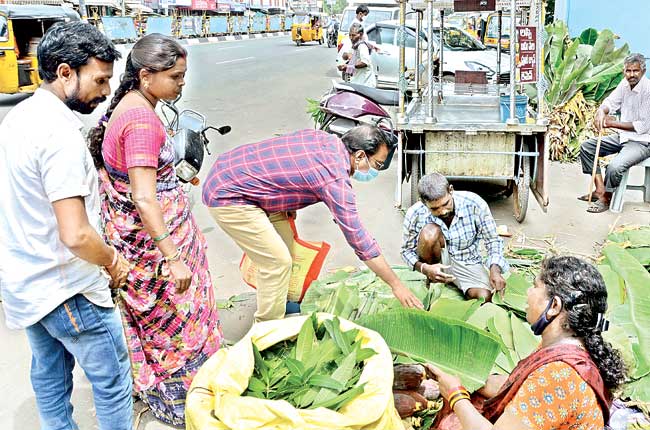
[0,5,80,95]
[291,12,323,46]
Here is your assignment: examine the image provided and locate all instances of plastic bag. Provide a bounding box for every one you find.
[186,314,404,430]
[240,218,330,303]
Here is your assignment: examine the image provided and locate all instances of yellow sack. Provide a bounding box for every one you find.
[240,217,330,303]
[186,314,404,430]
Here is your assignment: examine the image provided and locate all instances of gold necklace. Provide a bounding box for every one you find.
[133,89,156,110]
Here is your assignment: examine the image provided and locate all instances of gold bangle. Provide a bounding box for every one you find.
[449,394,471,411]
[164,250,181,263]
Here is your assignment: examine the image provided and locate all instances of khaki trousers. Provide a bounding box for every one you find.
[209,205,295,322]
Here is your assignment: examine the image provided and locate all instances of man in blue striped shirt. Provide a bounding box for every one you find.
[401,173,508,300]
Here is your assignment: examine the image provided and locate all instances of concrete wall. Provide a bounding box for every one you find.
[554,0,649,66]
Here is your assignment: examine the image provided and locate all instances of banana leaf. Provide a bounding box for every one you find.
[466,302,509,329]
[602,245,650,366]
[358,309,501,392]
[544,21,569,77]
[599,264,626,310]
[620,374,650,415]
[510,313,540,361]
[608,227,650,248]
[491,273,530,317]
[603,324,638,375]
[627,248,650,266]
[428,298,482,321]
[590,29,616,65]
[579,28,598,45]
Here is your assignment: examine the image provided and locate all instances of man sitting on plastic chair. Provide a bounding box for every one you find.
[578,53,650,213]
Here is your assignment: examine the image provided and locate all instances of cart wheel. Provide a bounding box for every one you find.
[410,154,421,207]
[296,39,301,46]
[319,37,323,45]
[513,156,530,223]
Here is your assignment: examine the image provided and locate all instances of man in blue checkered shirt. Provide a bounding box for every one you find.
[401,173,509,300]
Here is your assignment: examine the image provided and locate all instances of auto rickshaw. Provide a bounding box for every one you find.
[0,5,80,95]
[291,12,323,46]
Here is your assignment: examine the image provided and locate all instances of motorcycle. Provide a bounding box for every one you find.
[160,96,231,185]
[326,21,339,48]
[317,80,400,168]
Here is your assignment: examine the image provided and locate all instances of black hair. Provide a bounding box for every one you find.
[540,256,627,390]
[88,33,187,169]
[341,124,391,156]
[37,21,121,83]
[418,173,451,202]
[356,5,369,15]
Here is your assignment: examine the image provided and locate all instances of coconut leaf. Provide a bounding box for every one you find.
[359,309,501,391]
[602,245,650,366]
[579,28,598,45]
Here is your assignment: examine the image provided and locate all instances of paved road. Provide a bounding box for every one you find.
[1,36,648,429]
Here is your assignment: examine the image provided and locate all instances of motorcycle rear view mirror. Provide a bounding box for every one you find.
[203,125,231,135]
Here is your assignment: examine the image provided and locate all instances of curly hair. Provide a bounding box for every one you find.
[87,33,186,169]
[540,256,627,390]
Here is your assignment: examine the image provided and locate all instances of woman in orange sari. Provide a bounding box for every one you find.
[427,256,626,430]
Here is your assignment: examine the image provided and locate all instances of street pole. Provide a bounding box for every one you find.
[397,0,406,122]
[425,0,434,123]
[78,0,88,20]
[507,0,518,125]
[414,10,421,101]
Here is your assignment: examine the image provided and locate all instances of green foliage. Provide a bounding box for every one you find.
[242,314,376,411]
[359,309,502,392]
[544,21,630,107]
[306,97,326,127]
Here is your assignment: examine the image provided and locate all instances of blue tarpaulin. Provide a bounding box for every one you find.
[101,17,138,40]
[284,16,292,30]
[180,16,202,37]
[251,13,265,32]
[208,16,228,34]
[269,15,280,31]
[231,15,247,33]
[145,16,173,36]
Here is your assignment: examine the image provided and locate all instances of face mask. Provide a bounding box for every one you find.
[352,154,379,182]
[530,298,556,336]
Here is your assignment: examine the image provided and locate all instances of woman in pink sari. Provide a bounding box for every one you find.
[88,34,223,426]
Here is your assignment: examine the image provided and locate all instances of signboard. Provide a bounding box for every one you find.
[517,25,537,83]
[496,0,531,8]
[191,0,216,9]
[180,15,202,35]
[453,0,495,12]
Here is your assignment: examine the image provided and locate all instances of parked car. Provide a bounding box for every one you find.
[365,20,510,89]
[337,5,399,46]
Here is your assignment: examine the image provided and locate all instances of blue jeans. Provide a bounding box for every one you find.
[25,294,133,430]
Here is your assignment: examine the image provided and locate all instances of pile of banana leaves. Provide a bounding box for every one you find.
[301,268,540,386]
[542,21,630,161]
[600,226,650,415]
[242,314,376,411]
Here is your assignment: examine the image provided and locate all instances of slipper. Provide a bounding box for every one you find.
[587,200,610,213]
[577,194,599,202]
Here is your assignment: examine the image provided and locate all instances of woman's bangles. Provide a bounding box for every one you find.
[164,249,182,263]
[153,232,170,242]
[447,386,471,411]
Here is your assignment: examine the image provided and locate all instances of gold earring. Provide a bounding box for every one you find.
[144,82,150,89]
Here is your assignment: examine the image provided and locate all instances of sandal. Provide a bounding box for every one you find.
[587,200,610,213]
[577,194,599,202]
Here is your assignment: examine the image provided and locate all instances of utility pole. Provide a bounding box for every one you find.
[78,0,88,20]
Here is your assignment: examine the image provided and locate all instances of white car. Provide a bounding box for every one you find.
[365,20,510,89]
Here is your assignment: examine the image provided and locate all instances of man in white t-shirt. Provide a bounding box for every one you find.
[0,22,133,430]
[341,23,377,87]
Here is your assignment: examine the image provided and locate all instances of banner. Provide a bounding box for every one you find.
[101,17,137,40]
[208,15,228,33]
[180,15,202,36]
[145,16,173,35]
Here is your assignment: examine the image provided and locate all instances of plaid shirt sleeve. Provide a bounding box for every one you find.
[475,198,509,273]
[318,179,381,261]
[401,204,423,269]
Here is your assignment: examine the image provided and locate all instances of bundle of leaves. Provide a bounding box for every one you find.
[242,314,377,411]
[543,21,630,161]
